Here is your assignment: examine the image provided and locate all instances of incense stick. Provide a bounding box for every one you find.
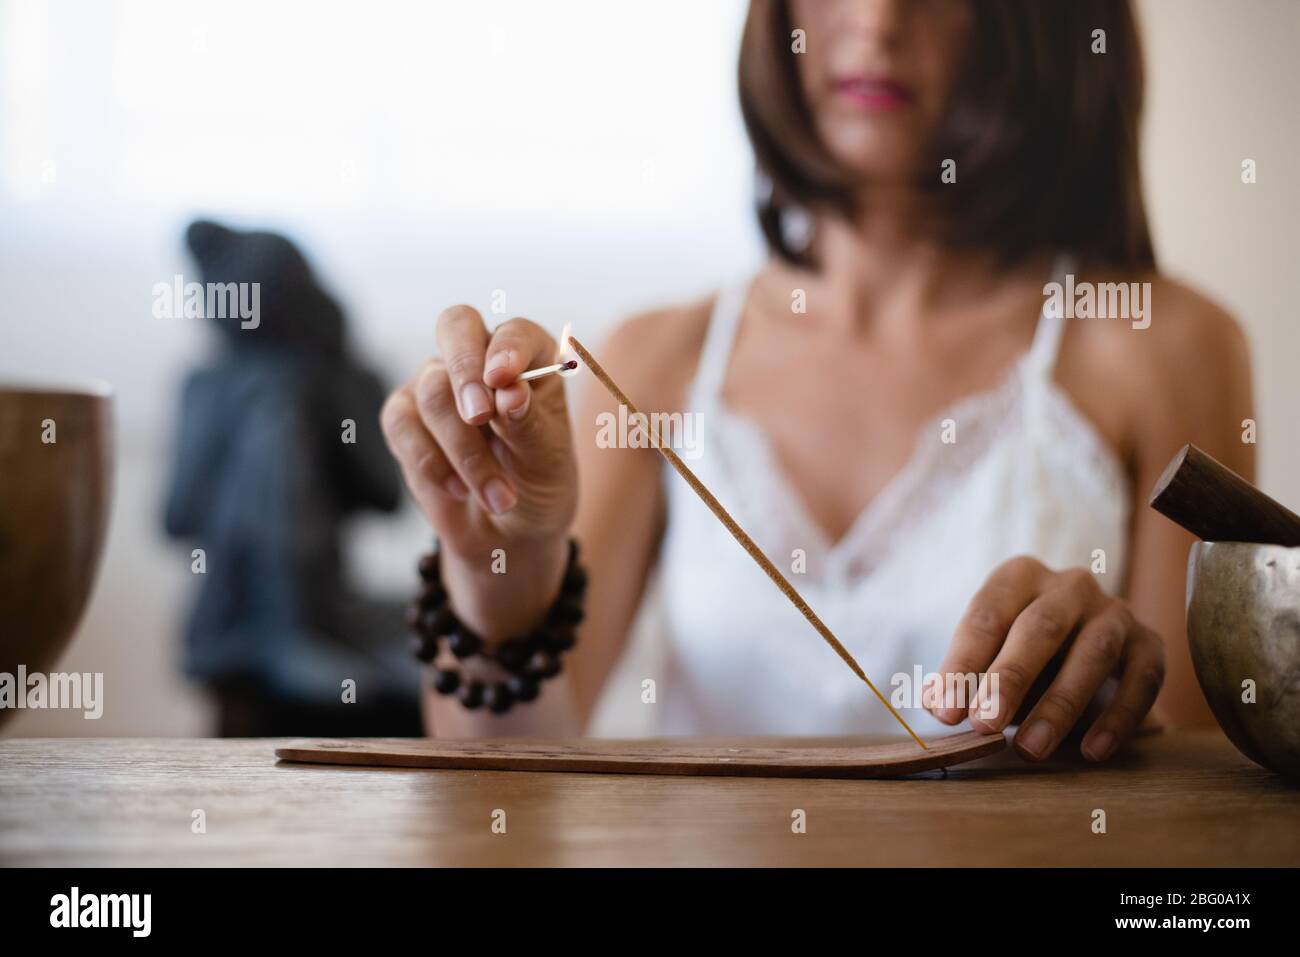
[567,335,927,750]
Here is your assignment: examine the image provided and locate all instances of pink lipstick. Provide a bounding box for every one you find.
[834,75,915,111]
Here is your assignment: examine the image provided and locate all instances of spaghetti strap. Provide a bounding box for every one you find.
[1025,252,1076,380]
[687,279,751,410]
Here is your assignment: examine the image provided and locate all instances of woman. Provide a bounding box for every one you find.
[379,0,1252,761]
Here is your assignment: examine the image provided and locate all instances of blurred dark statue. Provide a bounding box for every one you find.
[164,219,420,736]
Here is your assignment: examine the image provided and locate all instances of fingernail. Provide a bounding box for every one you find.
[1084,731,1117,762]
[975,674,1004,730]
[970,694,1006,732]
[507,391,531,421]
[1016,720,1056,759]
[485,350,512,377]
[482,478,517,514]
[933,702,960,724]
[460,383,491,421]
[442,475,469,501]
[927,674,954,720]
[922,677,940,712]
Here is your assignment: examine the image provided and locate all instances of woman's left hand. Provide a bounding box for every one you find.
[927,556,1166,762]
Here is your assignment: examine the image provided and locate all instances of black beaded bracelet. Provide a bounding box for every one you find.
[408,540,587,715]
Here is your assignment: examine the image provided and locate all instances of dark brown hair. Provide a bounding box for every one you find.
[739,0,1155,270]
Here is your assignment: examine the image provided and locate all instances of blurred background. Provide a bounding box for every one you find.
[1,0,1297,736]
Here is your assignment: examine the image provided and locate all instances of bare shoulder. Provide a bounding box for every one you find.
[1120,275,1251,417]
[1066,270,1253,472]
[1070,273,1246,367]
[1144,276,1249,371]
[591,296,715,413]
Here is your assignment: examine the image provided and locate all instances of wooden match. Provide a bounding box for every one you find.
[519,359,579,382]
[566,335,928,750]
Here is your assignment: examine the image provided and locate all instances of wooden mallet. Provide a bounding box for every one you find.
[1149,444,1300,545]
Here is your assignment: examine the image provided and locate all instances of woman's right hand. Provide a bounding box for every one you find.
[380,305,578,560]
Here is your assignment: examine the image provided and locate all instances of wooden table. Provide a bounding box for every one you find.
[1,731,1297,866]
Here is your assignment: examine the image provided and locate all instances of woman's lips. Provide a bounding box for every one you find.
[834,76,915,111]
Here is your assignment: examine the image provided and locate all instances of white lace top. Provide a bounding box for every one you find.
[649,257,1131,737]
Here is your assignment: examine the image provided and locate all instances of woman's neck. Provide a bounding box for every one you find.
[787,206,1028,337]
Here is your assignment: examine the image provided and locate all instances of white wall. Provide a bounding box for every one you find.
[3,0,1296,736]
[1136,0,1300,495]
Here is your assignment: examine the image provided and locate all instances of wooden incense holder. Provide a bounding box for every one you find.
[1149,444,1300,546]
[275,730,1004,779]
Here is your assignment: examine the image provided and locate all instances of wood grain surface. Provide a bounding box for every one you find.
[274,729,1004,778]
[2,731,1298,866]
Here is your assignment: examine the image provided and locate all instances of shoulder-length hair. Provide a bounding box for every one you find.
[738,0,1155,270]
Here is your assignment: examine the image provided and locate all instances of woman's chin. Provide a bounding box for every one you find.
[820,131,926,185]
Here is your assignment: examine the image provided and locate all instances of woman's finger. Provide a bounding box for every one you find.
[413,362,517,515]
[484,317,558,390]
[494,380,531,424]
[435,304,493,425]
[485,318,573,462]
[1011,602,1134,760]
[930,556,1043,724]
[379,383,469,506]
[972,569,1099,733]
[1080,627,1166,762]
[485,317,557,434]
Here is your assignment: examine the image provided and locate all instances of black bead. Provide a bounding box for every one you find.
[562,564,588,594]
[418,552,440,581]
[528,651,562,680]
[484,682,516,714]
[541,626,576,653]
[549,597,585,626]
[493,638,532,673]
[419,606,458,638]
[410,633,439,663]
[448,629,484,659]
[459,680,485,709]
[418,581,447,609]
[507,673,540,703]
[432,667,461,695]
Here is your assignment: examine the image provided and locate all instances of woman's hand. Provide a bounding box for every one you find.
[380,306,578,553]
[928,556,1166,762]
[379,306,578,640]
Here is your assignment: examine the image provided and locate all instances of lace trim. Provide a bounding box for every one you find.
[703,358,1128,582]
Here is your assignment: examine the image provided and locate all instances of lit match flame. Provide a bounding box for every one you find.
[556,322,580,377]
[514,323,581,382]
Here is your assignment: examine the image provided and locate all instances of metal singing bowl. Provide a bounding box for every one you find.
[1186,542,1300,777]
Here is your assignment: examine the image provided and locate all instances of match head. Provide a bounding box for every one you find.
[562,359,578,371]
